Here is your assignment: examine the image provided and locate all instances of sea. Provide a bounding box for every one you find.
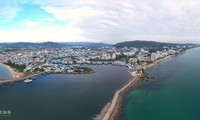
[120,47,200,120]
[0,65,132,120]
[0,64,12,80]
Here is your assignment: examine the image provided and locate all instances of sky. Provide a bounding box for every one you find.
[0,0,200,44]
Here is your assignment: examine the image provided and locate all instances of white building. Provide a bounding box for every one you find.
[151,51,164,61]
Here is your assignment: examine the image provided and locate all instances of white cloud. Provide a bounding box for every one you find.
[37,0,200,43]
[23,19,42,27]
[1,0,200,43]
[0,21,97,43]
[39,17,54,22]
[43,6,102,21]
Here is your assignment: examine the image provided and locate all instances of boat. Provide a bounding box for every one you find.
[24,79,33,83]
[10,82,14,85]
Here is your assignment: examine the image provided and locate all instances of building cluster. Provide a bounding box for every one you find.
[0,45,187,73]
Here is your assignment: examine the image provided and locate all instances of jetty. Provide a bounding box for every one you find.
[93,75,140,120]
[93,55,172,120]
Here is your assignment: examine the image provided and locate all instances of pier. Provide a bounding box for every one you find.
[93,76,140,120]
[93,55,172,120]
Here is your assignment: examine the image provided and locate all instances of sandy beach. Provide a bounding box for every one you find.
[93,55,172,120]
[0,63,43,84]
[0,63,24,79]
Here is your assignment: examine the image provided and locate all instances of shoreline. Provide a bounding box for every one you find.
[0,63,24,79]
[0,63,44,84]
[0,63,95,84]
[93,55,172,120]
[143,55,171,70]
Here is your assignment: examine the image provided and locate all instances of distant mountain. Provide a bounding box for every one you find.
[1,41,196,49]
[0,42,111,48]
[62,42,111,47]
[40,42,66,48]
[0,42,65,48]
[89,43,111,47]
[62,42,92,46]
[114,40,189,48]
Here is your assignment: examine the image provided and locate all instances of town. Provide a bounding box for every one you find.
[0,44,192,79]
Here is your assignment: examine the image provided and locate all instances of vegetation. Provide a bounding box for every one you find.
[33,67,44,72]
[73,67,94,73]
[114,40,185,48]
[24,67,44,75]
[116,54,126,59]
[0,42,65,48]
[4,60,26,72]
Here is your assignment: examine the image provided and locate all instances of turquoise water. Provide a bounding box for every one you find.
[0,65,132,120]
[0,64,11,80]
[120,47,200,120]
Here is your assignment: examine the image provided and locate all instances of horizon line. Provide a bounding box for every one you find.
[0,40,198,45]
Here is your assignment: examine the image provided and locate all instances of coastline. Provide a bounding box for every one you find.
[0,63,24,79]
[143,55,171,70]
[93,55,172,120]
[0,63,95,84]
[0,63,43,84]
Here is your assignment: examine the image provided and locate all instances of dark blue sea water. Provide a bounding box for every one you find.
[0,65,132,120]
[120,47,200,120]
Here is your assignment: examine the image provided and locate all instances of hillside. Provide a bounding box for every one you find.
[63,42,111,47]
[0,42,66,48]
[114,40,185,48]
[0,42,110,48]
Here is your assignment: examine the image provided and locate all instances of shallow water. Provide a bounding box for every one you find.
[0,64,11,80]
[120,47,200,120]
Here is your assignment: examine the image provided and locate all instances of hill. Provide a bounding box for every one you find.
[0,42,65,48]
[62,42,111,47]
[0,42,111,48]
[114,40,186,48]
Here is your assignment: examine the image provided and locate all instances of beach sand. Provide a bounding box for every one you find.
[0,63,43,84]
[0,63,24,79]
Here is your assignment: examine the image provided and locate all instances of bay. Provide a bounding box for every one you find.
[0,65,132,120]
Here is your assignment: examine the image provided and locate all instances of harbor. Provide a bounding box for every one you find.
[0,65,132,120]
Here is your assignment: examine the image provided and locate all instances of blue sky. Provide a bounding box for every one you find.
[0,0,200,43]
[2,4,51,29]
